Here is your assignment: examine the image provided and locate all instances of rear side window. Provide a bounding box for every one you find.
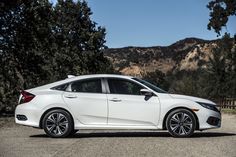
[108,78,143,95]
[71,79,102,93]
[51,83,68,91]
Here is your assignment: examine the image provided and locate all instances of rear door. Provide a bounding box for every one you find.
[106,78,160,126]
[63,78,107,125]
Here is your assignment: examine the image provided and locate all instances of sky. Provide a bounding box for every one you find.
[52,0,236,48]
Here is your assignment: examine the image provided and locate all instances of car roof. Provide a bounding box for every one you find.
[70,74,133,79]
[63,74,134,84]
[28,74,135,91]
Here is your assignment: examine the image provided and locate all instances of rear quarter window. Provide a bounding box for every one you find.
[51,83,69,91]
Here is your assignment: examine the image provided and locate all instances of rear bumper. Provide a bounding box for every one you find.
[15,103,40,127]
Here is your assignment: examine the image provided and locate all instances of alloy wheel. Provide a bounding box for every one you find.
[45,113,69,136]
[169,112,193,135]
[166,109,196,137]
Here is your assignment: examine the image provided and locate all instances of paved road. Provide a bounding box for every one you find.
[0,114,236,157]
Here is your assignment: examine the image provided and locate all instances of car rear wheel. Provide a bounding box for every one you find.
[166,109,196,137]
[42,109,73,138]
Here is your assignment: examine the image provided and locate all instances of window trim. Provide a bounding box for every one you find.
[101,78,108,94]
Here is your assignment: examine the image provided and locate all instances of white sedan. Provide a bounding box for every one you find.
[15,74,221,138]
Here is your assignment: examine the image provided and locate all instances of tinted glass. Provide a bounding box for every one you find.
[71,79,102,93]
[108,78,143,95]
[51,83,68,91]
[132,78,167,93]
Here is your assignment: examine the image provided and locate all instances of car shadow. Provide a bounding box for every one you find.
[30,131,236,138]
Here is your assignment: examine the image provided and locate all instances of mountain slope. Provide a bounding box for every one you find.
[103,38,217,76]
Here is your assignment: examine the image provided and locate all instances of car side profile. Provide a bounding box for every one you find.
[15,74,221,138]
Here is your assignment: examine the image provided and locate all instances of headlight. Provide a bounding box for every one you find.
[196,102,220,112]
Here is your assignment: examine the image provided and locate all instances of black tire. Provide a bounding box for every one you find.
[69,130,78,136]
[166,109,196,137]
[42,109,73,138]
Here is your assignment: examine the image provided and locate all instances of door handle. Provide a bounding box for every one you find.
[109,98,122,102]
[64,95,77,98]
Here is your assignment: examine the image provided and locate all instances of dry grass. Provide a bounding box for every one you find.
[0,117,15,128]
[221,109,236,114]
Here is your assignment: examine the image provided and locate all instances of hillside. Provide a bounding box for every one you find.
[103,38,218,76]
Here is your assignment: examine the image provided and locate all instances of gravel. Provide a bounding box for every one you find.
[0,114,235,157]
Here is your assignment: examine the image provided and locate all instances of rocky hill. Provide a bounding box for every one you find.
[103,38,218,76]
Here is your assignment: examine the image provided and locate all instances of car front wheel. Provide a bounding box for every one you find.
[166,109,196,137]
[42,109,73,138]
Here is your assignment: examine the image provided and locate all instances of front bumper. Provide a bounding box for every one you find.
[196,108,221,130]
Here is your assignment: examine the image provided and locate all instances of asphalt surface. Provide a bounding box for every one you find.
[0,114,236,157]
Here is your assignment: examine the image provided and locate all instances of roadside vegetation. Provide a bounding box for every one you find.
[221,109,236,114]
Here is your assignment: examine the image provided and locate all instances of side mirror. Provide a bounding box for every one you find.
[140,89,153,97]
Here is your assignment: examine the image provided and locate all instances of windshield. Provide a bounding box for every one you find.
[132,78,167,93]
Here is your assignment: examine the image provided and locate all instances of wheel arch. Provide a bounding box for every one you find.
[162,107,199,130]
[39,107,74,129]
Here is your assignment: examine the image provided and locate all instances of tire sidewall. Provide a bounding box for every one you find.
[42,109,73,138]
[166,109,196,137]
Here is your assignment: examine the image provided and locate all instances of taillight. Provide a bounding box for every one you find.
[19,91,35,104]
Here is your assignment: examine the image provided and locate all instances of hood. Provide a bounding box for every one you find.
[169,94,215,105]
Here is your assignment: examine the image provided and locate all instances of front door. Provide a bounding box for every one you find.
[106,78,160,126]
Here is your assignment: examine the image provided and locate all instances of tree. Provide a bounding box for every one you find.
[207,0,236,35]
[50,0,110,79]
[0,0,113,113]
[142,70,170,91]
[207,1,236,98]
[205,33,236,98]
[0,0,54,112]
[167,70,208,97]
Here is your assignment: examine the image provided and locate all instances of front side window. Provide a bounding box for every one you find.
[108,78,143,95]
[71,79,102,93]
[132,78,167,93]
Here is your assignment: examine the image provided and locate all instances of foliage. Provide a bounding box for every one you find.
[163,70,211,98]
[205,34,226,98]
[221,109,236,114]
[207,0,236,35]
[142,70,170,91]
[207,0,236,99]
[0,0,113,113]
[205,33,236,98]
